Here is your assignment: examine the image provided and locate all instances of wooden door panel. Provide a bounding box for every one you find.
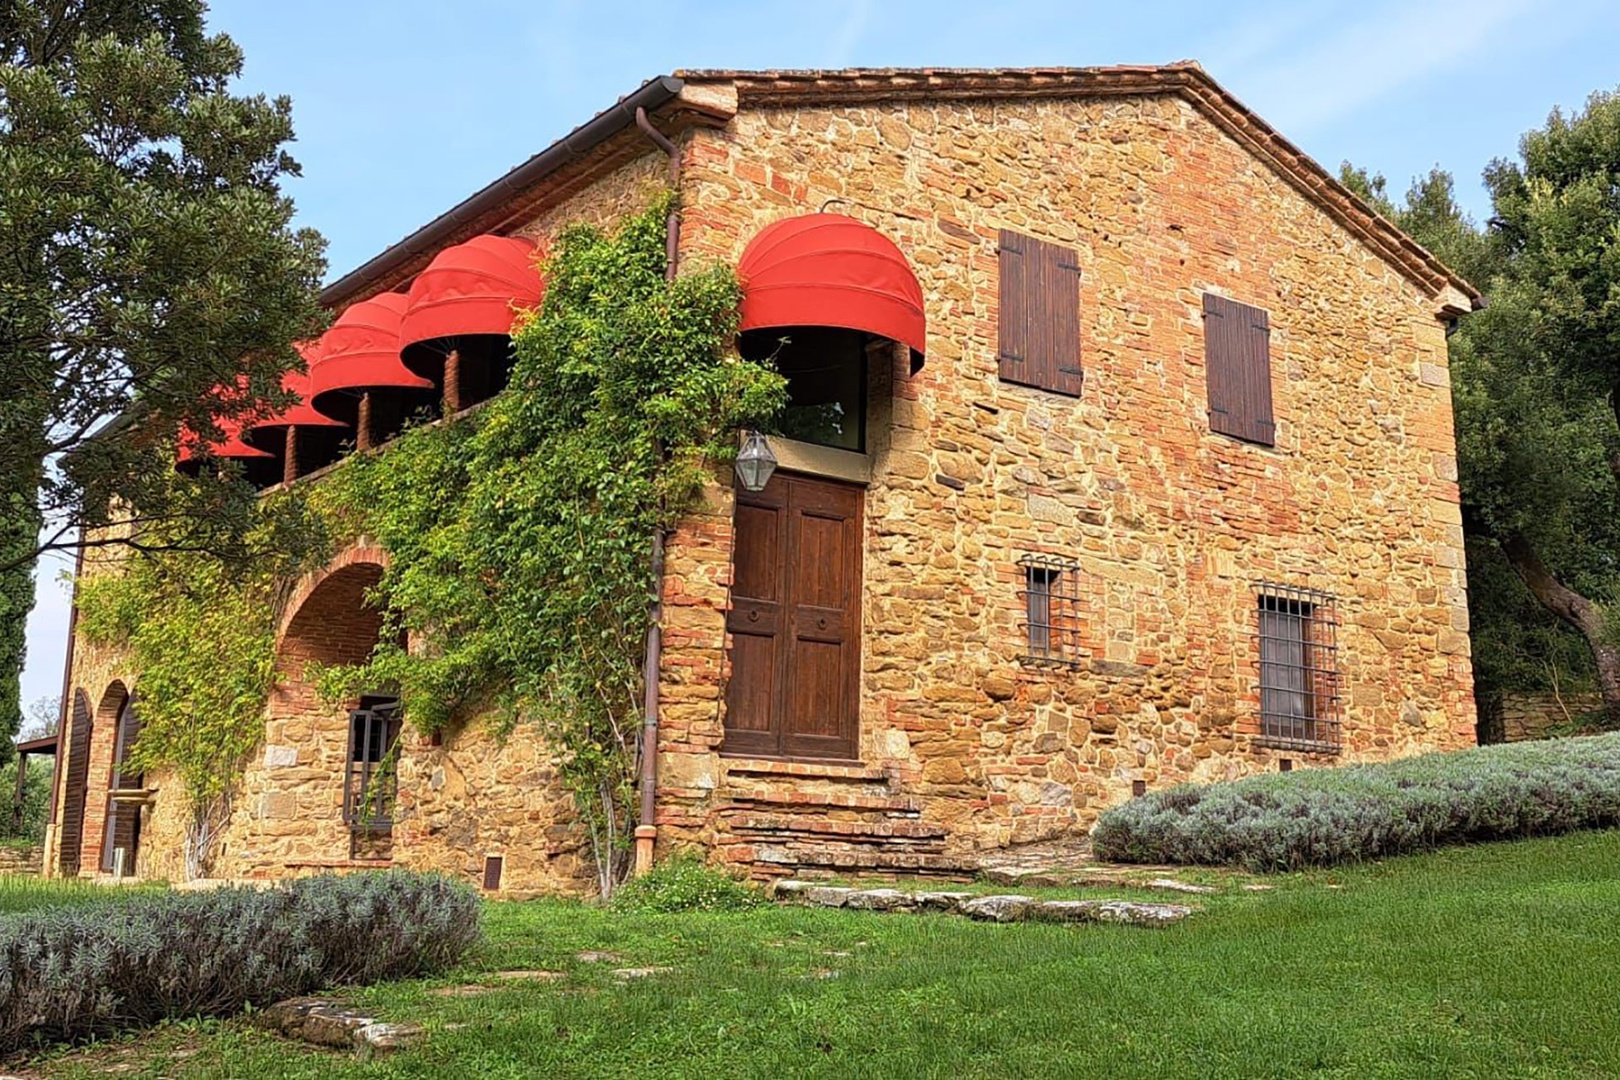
[793,513,848,608]
[725,633,778,735]
[785,639,846,737]
[725,472,863,761]
[732,501,783,600]
[725,488,789,756]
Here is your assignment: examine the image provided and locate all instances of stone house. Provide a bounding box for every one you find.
[45,64,1481,892]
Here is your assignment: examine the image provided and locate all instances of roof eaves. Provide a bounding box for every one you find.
[319,74,690,310]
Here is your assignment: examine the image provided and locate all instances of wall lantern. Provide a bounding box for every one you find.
[734,430,777,492]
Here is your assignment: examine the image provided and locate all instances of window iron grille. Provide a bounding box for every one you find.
[1018,553,1083,669]
[344,700,402,833]
[1254,582,1342,753]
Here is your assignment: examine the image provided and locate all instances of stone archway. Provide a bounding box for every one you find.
[263,546,400,865]
[74,681,129,876]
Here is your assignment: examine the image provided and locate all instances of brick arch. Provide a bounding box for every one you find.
[275,544,391,650]
[75,680,131,876]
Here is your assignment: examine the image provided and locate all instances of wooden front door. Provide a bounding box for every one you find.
[725,473,863,761]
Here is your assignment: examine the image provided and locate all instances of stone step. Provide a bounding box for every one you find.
[746,843,972,875]
[723,789,922,814]
[726,813,949,841]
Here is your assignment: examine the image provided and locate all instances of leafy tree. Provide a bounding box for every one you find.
[0,2,326,744]
[18,694,57,741]
[1341,87,1620,726]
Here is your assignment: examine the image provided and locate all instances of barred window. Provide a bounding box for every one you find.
[344,697,402,831]
[1018,554,1082,668]
[1255,583,1341,751]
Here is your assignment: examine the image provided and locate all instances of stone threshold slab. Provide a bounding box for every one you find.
[772,881,1194,927]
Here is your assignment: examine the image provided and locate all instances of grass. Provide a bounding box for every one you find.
[0,874,159,914]
[17,829,1620,1079]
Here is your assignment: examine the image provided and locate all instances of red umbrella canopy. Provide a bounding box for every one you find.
[175,413,274,469]
[399,235,544,368]
[311,292,432,416]
[737,213,927,370]
[249,341,348,435]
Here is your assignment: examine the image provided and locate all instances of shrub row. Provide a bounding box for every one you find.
[0,870,479,1057]
[1092,733,1620,871]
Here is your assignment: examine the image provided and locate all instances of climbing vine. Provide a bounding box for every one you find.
[77,195,782,893]
[75,490,332,878]
[320,194,785,893]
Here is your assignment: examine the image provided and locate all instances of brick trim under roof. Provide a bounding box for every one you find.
[674,63,1481,312]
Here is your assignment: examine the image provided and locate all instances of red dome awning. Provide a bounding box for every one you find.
[738,214,926,371]
[249,342,348,434]
[175,415,274,469]
[399,235,543,365]
[311,292,432,413]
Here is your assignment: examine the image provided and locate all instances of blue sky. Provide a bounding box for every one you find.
[18,0,1620,712]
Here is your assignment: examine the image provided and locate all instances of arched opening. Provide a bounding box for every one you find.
[56,689,93,876]
[100,692,144,876]
[276,560,402,861]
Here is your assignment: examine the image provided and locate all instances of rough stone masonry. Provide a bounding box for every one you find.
[46,65,1478,893]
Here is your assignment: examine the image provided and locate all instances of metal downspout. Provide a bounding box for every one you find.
[633,106,681,877]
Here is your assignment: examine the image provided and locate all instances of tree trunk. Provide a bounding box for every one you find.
[1500,532,1620,708]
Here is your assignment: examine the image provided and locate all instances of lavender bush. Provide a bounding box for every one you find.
[1093,733,1620,871]
[0,870,478,1057]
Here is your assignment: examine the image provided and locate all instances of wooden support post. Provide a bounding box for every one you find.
[12,752,27,833]
[283,426,300,485]
[356,392,373,451]
[444,349,462,415]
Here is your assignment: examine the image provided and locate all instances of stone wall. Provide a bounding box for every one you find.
[654,87,1477,876]
[1498,692,1604,742]
[0,845,43,875]
[50,151,670,893]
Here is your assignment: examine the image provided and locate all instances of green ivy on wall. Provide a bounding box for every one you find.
[81,195,785,892]
[76,492,333,878]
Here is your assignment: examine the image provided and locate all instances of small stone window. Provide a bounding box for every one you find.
[1255,583,1342,752]
[1018,554,1082,669]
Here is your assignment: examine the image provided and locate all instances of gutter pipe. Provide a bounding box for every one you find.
[633,106,682,878]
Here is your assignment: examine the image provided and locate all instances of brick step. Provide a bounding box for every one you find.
[727,813,949,841]
[720,757,890,783]
[722,789,922,814]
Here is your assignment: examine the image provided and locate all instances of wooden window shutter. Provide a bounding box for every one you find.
[1202,293,1275,446]
[998,229,1082,397]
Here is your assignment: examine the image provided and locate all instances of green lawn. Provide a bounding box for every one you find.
[29,831,1620,1079]
[0,873,159,914]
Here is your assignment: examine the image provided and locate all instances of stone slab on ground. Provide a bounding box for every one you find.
[773,881,1194,927]
[256,997,422,1055]
[960,894,1036,922]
